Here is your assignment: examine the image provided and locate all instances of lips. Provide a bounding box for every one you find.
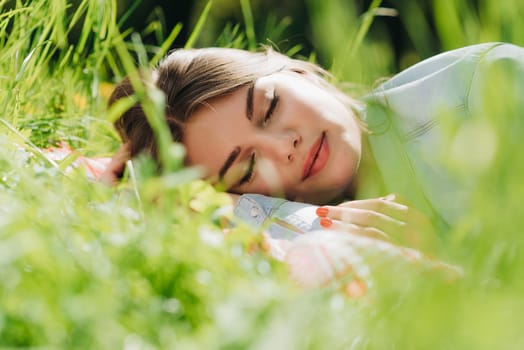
[302,132,329,180]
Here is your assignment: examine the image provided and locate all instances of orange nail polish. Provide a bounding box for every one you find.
[345,279,367,298]
[320,217,332,228]
[316,207,329,217]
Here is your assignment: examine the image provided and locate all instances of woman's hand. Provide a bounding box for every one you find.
[315,194,439,253]
[99,142,131,185]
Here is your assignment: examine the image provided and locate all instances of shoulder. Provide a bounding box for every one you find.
[477,42,524,63]
[472,42,524,82]
[468,43,524,115]
[377,43,504,91]
[362,43,523,125]
[362,43,509,129]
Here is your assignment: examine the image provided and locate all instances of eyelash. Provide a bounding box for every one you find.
[238,153,256,186]
[262,90,279,127]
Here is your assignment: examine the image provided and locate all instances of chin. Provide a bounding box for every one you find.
[311,175,354,204]
[293,170,355,204]
[297,188,344,205]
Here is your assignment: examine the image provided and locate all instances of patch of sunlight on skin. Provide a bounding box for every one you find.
[450,119,498,174]
[258,158,285,197]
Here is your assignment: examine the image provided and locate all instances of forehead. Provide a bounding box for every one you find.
[183,85,249,178]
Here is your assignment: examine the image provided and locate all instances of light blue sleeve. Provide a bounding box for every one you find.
[361,44,502,225]
[363,42,524,226]
[233,194,322,240]
[364,42,503,134]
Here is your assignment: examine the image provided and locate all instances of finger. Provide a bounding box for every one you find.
[111,142,131,165]
[319,217,390,241]
[99,143,131,185]
[335,195,409,221]
[338,195,408,211]
[319,206,406,236]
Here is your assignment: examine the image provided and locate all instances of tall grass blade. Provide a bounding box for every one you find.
[350,0,383,57]
[0,118,63,173]
[240,0,257,50]
[117,0,141,27]
[14,44,43,82]
[151,22,183,66]
[185,0,213,49]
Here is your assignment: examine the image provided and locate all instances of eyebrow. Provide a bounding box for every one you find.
[246,80,255,121]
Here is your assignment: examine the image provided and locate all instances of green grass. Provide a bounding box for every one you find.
[1,0,524,348]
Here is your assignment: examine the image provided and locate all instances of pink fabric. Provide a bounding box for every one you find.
[265,231,461,296]
[43,143,111,180]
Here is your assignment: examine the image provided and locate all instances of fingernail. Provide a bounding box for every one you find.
[320,217,332,228]
[345,279,367,298]
[316,207,329,217]
[383,193,396,201]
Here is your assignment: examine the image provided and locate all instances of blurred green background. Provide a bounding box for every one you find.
[114,0,418,70]
[105,0,524,91]
[114,0,524,70]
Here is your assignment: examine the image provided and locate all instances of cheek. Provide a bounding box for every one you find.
[317,170,351,193]
[329,145,360,182]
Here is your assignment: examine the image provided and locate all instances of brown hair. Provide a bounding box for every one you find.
[109,47,360,162]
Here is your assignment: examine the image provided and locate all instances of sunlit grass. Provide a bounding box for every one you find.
[1,0,524,348]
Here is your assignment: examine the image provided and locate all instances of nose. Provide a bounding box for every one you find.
[258,131,301,163]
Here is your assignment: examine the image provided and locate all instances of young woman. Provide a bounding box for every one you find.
[104,42,524,253]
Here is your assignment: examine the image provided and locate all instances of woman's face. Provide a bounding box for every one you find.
[183,70,362,204]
